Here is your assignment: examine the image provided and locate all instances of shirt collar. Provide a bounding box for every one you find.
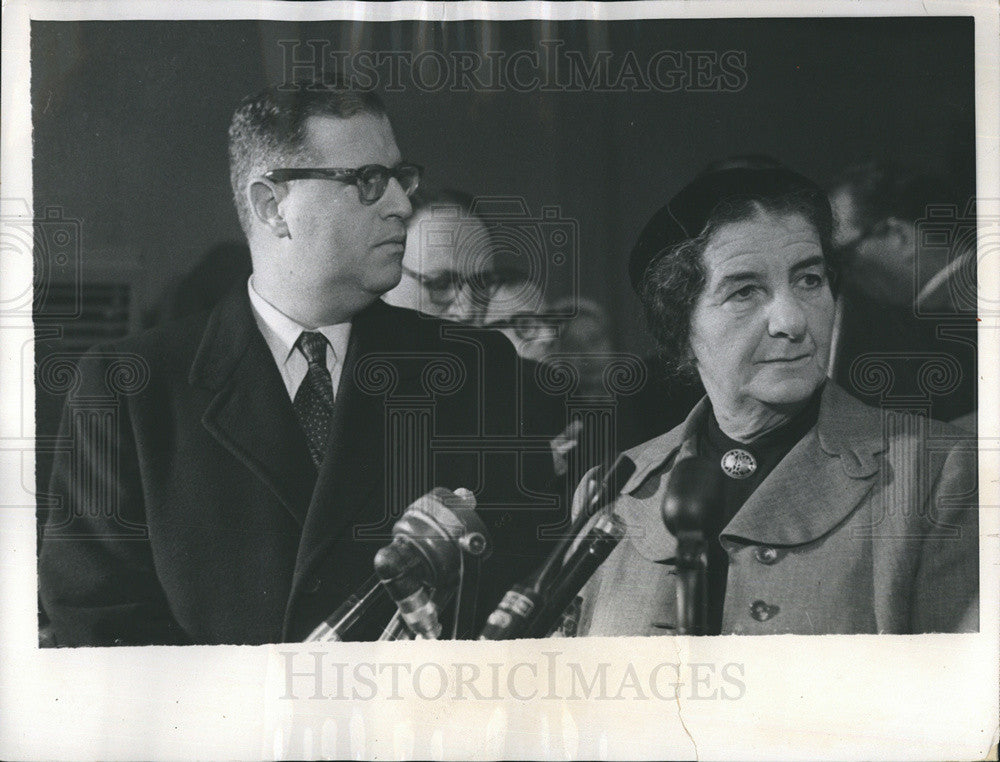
[247,276,352,365]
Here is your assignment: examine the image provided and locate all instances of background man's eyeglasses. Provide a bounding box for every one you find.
[264,163,423,205]
[486,314,560,342]
[401,266,499,306]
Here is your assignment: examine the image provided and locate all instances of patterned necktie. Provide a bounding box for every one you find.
[293,331,335,467]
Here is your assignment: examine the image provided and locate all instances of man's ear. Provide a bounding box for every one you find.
[248,180,291,239]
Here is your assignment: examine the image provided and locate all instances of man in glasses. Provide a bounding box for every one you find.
[382,188,497,323]
[39,79,546,645]
[482,267,560,361]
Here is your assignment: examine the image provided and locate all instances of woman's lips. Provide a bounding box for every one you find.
[758,354,811,364]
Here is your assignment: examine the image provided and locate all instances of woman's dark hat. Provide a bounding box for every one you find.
[628,166,826,292]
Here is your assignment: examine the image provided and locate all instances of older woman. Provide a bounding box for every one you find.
[573,166,978,636]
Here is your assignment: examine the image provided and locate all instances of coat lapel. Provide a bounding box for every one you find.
[189,286,316,526]
[614,398,707,562]
[615,382,889,556]
[720,383,887,546]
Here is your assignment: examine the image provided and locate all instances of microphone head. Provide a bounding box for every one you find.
[605,454,638,496]
[383,487,493,587]
[661,456,723,536]
[586,454,637,517]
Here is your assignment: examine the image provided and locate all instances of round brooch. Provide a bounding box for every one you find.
[721,448,757,479]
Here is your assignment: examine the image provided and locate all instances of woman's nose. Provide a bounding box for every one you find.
[767,289,808,339]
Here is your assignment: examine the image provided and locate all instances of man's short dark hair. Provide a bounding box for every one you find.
[640,183,836,381]
[228,80,387,234]
[829,161,956,230]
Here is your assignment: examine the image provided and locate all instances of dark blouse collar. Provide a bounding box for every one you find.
[705,384,825,462]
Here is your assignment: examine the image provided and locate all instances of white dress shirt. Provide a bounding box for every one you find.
[247,277,352,401]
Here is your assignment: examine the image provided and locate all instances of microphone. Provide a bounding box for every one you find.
[477,584,544,641]
[525,509,626,637]
[479,454,635,640]
[373,487,490,639]
[374,539,443,639]
[582,454,637,521]
[304,487,490,642]
[535,454,636,592]
[660,456,723,635]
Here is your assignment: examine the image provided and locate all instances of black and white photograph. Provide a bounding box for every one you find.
[1,1,997,759]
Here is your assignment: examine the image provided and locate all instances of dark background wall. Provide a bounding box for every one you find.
[31,17,975,355]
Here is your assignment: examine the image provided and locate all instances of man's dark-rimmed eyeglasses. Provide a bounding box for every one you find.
[264,163,423,205]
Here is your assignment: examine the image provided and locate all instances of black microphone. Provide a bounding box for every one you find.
[660,456,723,635]
[480,454,636,640]
[583,454,637,520]
[534,454,636,593]
[478,584,544,640]
[526,510,626,637]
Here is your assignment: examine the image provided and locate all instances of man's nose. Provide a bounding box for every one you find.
[379,177,413,220]
[767,289,808,340]
[442,285,480,324]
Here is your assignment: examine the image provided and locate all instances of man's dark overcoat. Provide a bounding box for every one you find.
[39,286,558,645]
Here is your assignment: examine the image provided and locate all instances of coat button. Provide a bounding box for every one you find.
[750,599,778,622]
[754,546,780,565]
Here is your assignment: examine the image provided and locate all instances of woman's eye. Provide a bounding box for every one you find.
[729,285,758,301]
[798,272,825,288]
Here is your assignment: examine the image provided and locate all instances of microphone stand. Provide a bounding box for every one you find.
[661,457,720,636]
[671,529,707,635]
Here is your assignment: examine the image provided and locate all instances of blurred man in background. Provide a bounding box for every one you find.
[482,266,560,361]
[827,161,976,424]
[382,188,496,323]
